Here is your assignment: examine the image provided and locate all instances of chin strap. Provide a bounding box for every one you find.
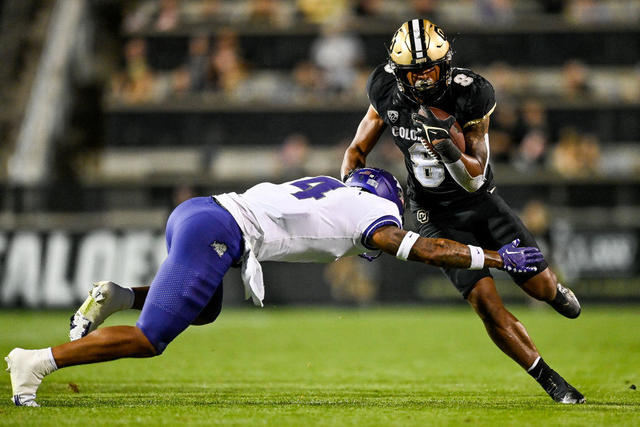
[359,251,382,262]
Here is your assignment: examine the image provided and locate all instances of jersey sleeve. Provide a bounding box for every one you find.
[366,64,395,117]
[353,193,402,250]
[456,71,496,128]
[360,214,402,250]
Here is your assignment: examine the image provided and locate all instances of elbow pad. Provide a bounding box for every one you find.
[444,160,486,192]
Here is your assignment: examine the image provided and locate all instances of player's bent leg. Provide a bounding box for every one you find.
[467,277,539,369]
[6,326,155,406]
[467,278,585,404]
[519,268,581,319]
[69,281,135,341]
[55,325,157,368]
[192,283,224,326]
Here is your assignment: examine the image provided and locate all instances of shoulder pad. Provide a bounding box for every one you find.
[366,64,397,113]
[449,68,496,127]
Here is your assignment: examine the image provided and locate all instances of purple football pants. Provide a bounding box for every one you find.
[136,197,244,354]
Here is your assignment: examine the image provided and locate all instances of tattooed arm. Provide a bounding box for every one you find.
[425,115,490,192]
[370,225,503,269]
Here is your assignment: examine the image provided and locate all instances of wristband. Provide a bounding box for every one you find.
[433,138,463,163]
[467,245,485,270]
[396,231,420,261]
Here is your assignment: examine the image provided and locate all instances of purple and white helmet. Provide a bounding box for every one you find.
[344,167,405,215]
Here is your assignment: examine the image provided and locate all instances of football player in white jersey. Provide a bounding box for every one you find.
[6,168,542,407]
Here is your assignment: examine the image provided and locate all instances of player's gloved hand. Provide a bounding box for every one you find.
[411,107,456,141]
[411,108,456,160]
[498,239,545,273]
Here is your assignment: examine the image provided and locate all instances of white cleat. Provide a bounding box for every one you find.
[5,348,57,407]
[69,281,134,341]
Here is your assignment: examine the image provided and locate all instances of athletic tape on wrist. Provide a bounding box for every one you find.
[396,231,420,261]
[467,245,485,270]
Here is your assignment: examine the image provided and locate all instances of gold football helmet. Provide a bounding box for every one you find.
[387,19,453,103]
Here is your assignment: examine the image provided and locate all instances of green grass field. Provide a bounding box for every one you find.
[1,306,639,426]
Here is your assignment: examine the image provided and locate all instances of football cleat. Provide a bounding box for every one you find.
[5,348,57,407]
[541,371,586,404]
[549,283,581,319]
[69,281,134,341]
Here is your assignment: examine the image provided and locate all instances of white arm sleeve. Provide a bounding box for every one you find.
[444,133,490,193]
[444,160,486,192]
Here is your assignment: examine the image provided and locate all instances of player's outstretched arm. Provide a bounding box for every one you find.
[369,226,543,272]
[340,105,387,180]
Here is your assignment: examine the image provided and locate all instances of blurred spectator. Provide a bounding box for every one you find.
[290,61,328,102]
[206,29,248,95]
[520,199,551,237]
[561,59,591,100]
[513,129,548,172]
[182,0,222,24]
[247,0,292,28]
[476,0,515,24]
[173,184,197,207]
[488,100,518,163]
[155,0,181,32]
[410,0,441,21]
[186,34,210,92]
[296,0,349,25]
[551,127,601,178]
[277,133,311,179]
[170,67,191,96]
[111,38,157,103]
[486,62,520,99]
[122,1,157,32]
[566,0,612,24]
[512,100,549,171]
[354,0,382,16]
[310,20,365,95]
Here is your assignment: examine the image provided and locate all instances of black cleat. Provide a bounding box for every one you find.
[549,283,581,319]
[541,372,586,404]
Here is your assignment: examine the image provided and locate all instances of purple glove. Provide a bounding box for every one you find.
[498,239,545,273]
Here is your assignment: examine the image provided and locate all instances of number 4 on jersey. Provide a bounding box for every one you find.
[290,176,344,200]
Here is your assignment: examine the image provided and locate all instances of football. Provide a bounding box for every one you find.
[418,106,466,154]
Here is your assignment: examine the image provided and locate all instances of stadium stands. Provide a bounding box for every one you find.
[1,0,639,306]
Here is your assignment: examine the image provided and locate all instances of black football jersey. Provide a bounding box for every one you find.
[367,64,497,211]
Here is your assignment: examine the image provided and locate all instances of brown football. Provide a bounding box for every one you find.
[418,106,466,153]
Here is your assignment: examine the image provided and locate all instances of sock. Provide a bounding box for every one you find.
[527,356,550,382]
[44,348,58,373]
[527,356,541,373]
[527,356,567,397]
[123,287,135,310]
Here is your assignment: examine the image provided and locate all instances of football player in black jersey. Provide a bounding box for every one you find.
[340,19,585,404]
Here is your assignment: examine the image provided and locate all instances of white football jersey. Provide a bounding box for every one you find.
[215,176,402,263]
